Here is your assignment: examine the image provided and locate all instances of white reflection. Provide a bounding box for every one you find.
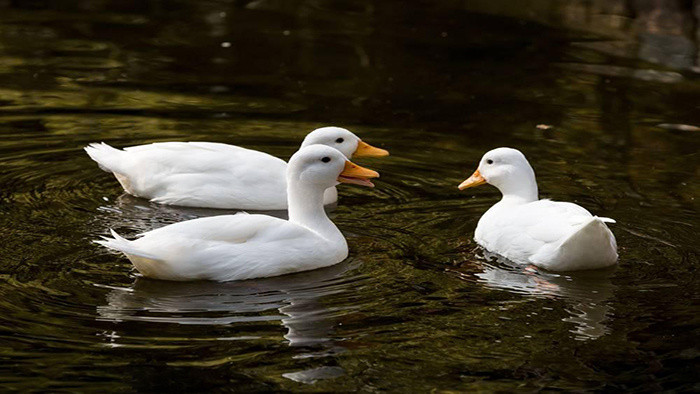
[97,259,360,381]
[475,252,616,341]
[282,366,345,384]
[98,259,358,341]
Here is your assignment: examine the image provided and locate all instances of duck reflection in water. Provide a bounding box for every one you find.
[96,260,360,381]
[474,251,616,341]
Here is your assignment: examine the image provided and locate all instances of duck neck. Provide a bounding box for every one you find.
[287,181,340,240]
[497,172,538,204]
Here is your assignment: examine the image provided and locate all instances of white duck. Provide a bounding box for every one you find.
[85,126,388,210]
[458,147,618,271]
[96,145,379,281]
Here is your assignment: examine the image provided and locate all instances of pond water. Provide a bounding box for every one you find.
[0,0,698,391]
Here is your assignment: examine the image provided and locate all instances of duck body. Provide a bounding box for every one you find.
[460,147,618,271]
[96,145,379,282]
[101,213,347,281]
[475,198,617,271]
[85,127,387,210]
[85,141,335,210]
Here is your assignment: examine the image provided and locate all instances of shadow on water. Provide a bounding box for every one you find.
[93,193,339,235]
[95,193,290,233]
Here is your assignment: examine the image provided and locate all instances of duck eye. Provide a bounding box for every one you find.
[321,157,331,163]
[335,138,344,143]
[486,159,494,165]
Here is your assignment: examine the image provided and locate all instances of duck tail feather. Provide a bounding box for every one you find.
[84,142,124,172]
[597,216,616,224]
[95,229,161,261]
[552,217,618,270]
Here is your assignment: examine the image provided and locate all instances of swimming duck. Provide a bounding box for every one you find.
[96,145,379,281]
[85,126,388,210]
[458,147,618,271]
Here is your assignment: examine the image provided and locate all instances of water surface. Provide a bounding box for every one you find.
[0,0,698,391]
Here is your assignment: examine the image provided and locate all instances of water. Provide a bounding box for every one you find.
[0,0,698,391]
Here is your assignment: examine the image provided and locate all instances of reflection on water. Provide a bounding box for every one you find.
[475,253,615,341]
[282,366,345,384]
[98,260,362,381]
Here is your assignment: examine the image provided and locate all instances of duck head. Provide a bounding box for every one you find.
[300,126,389,159]
[287,145,379,192]
[458,147,538,202]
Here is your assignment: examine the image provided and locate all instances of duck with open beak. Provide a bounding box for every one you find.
[353,140,390,157]
[338,161,380,187]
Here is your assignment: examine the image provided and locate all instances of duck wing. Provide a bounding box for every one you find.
[489,200,617,270]
[135,212,296,243]
[521,200,597,244]
[97,213,315,280]
[86,142,289,209]
[480,200,597,262]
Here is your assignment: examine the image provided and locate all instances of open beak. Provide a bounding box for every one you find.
[338,160,379,187]
[458,169,487,190]
[353,140,389,157]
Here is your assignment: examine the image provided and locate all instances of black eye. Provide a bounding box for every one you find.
[486,159,494,164]
[335,138,344,143]
[321,157,331,163]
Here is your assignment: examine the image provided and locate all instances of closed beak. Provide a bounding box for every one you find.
[458,169,487,190]
[353,140,389,157]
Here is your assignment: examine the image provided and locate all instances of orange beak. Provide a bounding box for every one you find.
[338,160,379,187]
[353,140,389,157]
[458,169,487,190]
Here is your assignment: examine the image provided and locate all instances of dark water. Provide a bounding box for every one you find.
[0,0,698,391]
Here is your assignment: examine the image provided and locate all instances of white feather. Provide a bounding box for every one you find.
[84,127,374,210]
[465,148,618,271]
[94,145,367,282]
